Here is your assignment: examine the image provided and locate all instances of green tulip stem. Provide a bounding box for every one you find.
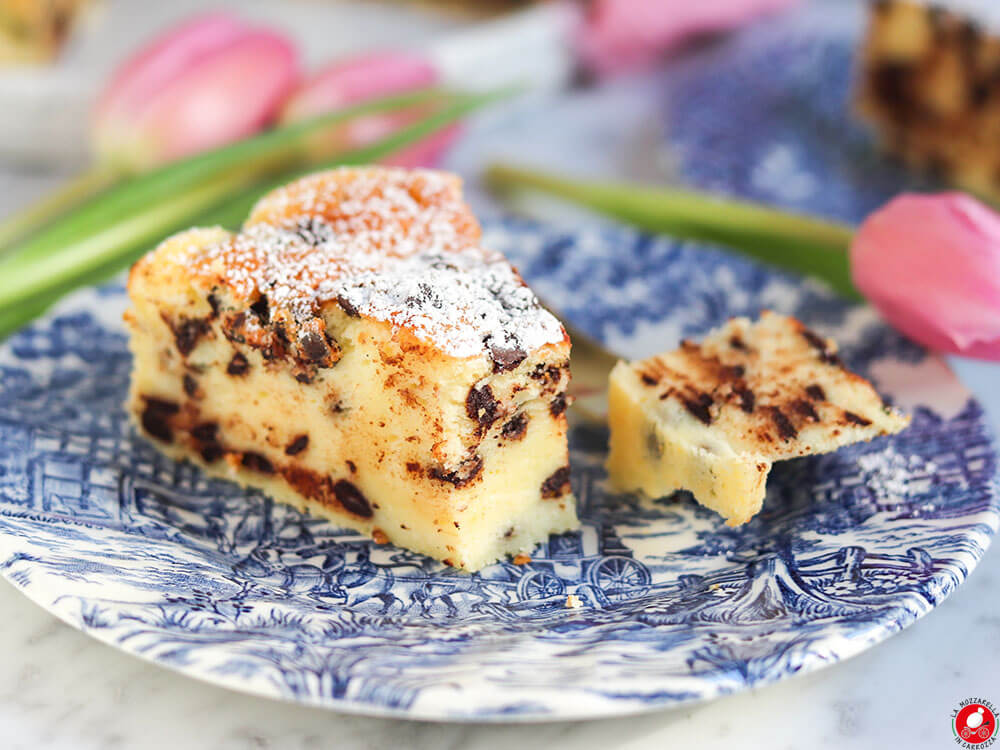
[0,169,251,311]
[0,166,120,252]
[485,163,860,300]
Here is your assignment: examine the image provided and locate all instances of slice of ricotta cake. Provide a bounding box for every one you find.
[125,167,577,571]
[606,312,909,525]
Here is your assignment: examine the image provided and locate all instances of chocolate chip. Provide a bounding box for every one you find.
[273,321,290,346]
[285,434,309,456]
[501,413,528,440]
[226,352,249,376]
[726,364,745,379]
[681,392,713,425]
[336,294,359,318]
[550,393,568,417]
[261,336,286,361]
[960,19,983,49]
[729,335,748,351]
[190,422,218,443]
[241,452,274,474]
[333,479,373,518]
[925,153,951,182]
[429,456,485,488]
[405,461,423,476]
[801,328,841,366]
[489,343,527,373]
[970,80,991,109]
[140,397,179,443]
[870,62,912,110]
[292,216,334,244]
[541,466,571,499]
[768,407,798,440]
[844,410,872,427]
[171,316,209,356]
[346,460,357,473]
[222,312,247,344]
[193,421,224,463]
[734,384,755,414]
[640,373,658,386]
[801,328,828,352]
[792,399,819,422]
[805,384,826,401]
[200,444,224,463]
[294,371,313,384]
[182,373,198,397]
[250,295,270,324]
[646,429,663,458]
[298,330,331,362]
[207,293,221,317]
[466,385,498,429]
[530,363,564,387]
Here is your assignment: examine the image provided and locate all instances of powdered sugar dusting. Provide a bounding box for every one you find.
[183,167,565,358]
[858,446,940,504]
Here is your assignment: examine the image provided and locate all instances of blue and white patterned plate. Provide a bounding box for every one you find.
[0,218,998,721]
[2,1,999,721]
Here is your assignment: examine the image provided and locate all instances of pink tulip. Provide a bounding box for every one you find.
[850,193,1000,360]
[93,13,300,171]
[280,51,460,168]
[576,0,800,76]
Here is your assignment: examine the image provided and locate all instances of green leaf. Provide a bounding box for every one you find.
[485,163,860,300]
[0,167,119,250]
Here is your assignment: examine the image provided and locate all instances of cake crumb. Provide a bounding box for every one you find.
[565,594,583,609]
[372,528,389,545]
[512,554,531,565]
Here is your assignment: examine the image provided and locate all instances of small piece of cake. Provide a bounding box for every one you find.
[606,312,909,525]
[857,0,1000,200]
[125,167,577,571]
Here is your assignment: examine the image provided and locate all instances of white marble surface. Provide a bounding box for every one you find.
[1,1,999,747]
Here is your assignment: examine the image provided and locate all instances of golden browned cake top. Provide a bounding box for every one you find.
[630,312,909,459]
[170,167,566,360]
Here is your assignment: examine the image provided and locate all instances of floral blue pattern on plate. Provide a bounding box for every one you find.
[0,216,997,721]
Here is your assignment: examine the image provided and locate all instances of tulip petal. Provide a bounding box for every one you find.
[95,14,248,127]
[577,0,801,75]
[94,14,300,170]
[130,31,300,167]
[850,193,1000,361]
[281,52,438,121]
[280,51,458,167]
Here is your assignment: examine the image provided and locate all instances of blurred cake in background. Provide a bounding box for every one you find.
[857,0,1000,200]
[0,0,91,64]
